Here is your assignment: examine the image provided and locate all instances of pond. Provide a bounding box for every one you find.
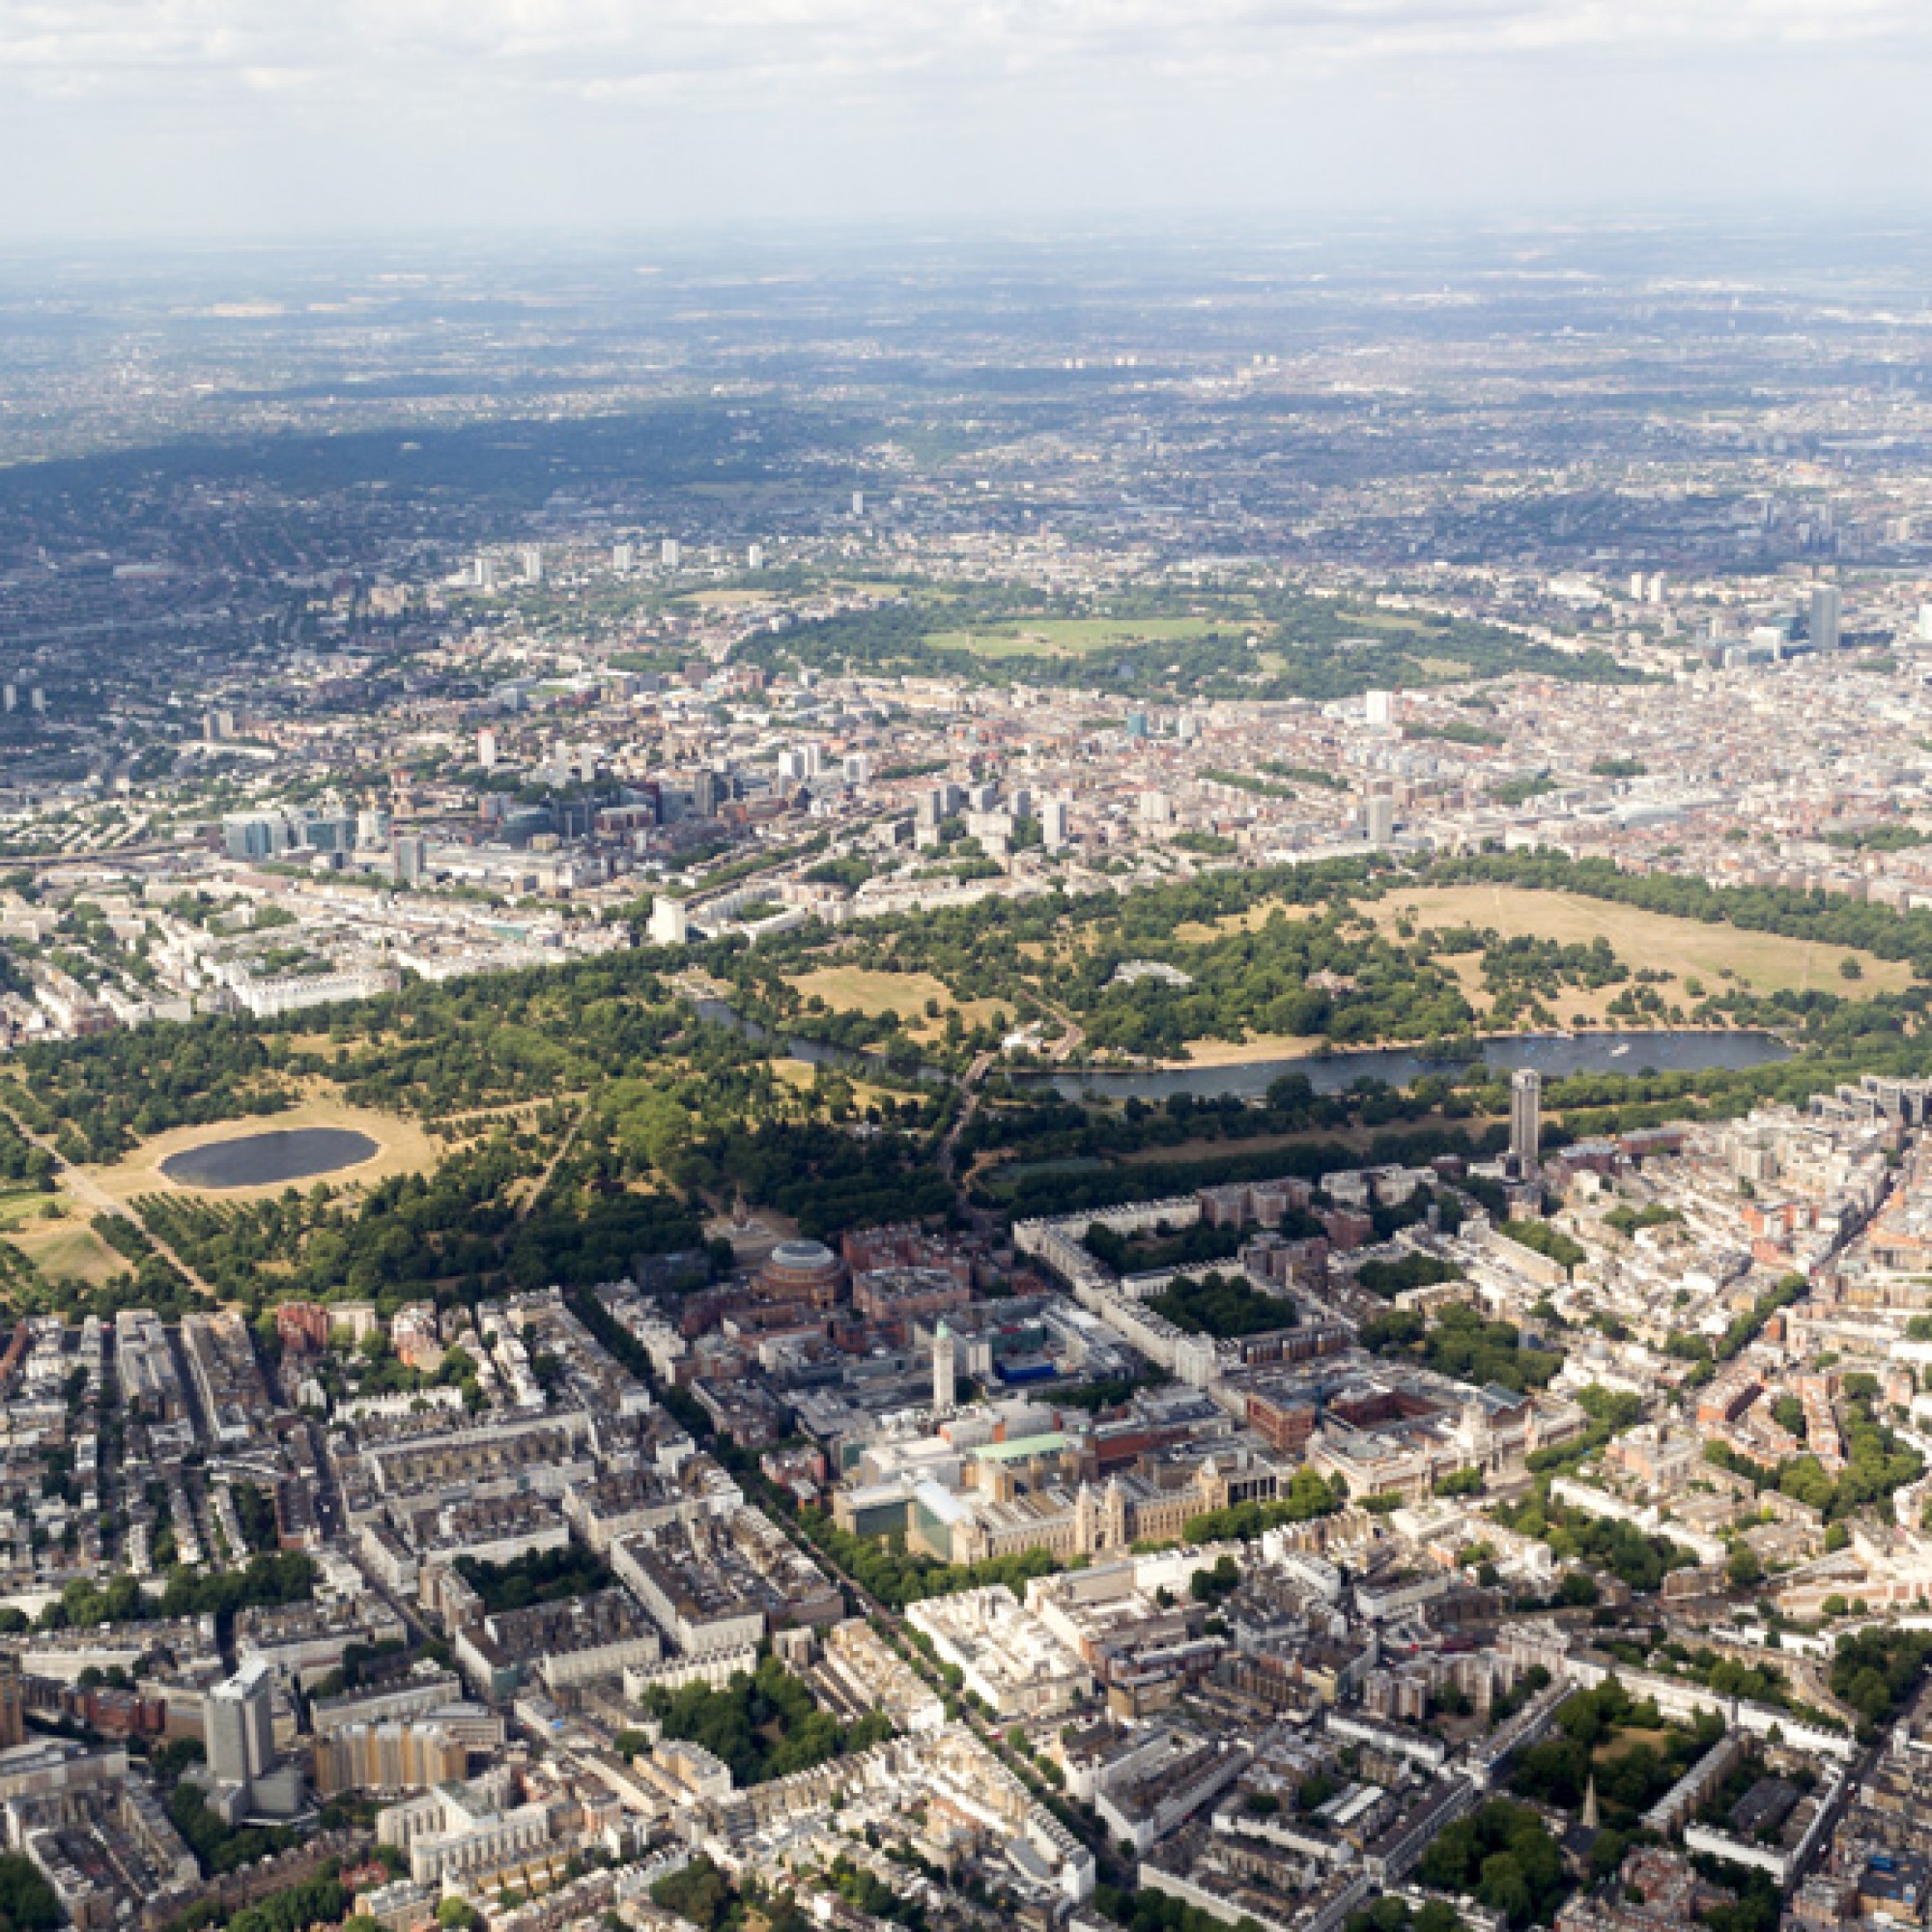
[159,1126,382,1189]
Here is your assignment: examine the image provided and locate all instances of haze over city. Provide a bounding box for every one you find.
[5,0,1932,235]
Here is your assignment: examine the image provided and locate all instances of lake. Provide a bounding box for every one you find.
[159,1126,381,1189]
[1024,1029,1790,1104]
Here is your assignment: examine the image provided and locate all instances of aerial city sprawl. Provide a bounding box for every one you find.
[14,227,1932,1932]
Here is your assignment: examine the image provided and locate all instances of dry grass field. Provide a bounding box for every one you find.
[787,966,1008,1043]
[1373,885,1910,1002]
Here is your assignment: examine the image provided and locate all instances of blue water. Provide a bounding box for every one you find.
[1024,1029,1789,1103]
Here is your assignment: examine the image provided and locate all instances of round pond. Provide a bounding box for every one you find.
[158,1126,381,1190]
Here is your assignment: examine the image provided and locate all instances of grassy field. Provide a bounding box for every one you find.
[787,965,1008,1045]
[86,1096,440,1207]
[927,615,1222,660]
[770,1056,898,1108]
[1174,900,1321,943]
[8,1215,128,1288]
[1374,885,1912,1001]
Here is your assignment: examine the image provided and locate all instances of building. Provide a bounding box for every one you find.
[757,1239,844,1309]
[649,897,690,946]
[1510,1068,1543,1177]
[377,1768,554,1887]
[932,1322,956,1418]
[0,1651,23,1751]
[205,1657,275,1790]
[1810,583,1844,653]
[312,1721,469,1799]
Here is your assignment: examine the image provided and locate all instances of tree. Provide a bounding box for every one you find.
[0,1855,61,1932]
[1726,1544,1764,1589]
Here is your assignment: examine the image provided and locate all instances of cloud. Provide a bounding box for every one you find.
[1,0,1925,100]
[1,0,1929,236]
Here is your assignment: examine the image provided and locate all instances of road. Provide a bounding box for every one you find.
[518,1095,592,1222]
[937,1050,995,1182]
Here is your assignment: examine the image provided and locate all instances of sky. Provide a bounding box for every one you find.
[4,0,1932,241]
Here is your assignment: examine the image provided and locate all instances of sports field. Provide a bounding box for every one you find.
[1374,885,1911,999]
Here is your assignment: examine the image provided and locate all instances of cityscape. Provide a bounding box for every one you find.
[12,63,1932,1932]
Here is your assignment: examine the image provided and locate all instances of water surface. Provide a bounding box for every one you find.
[160,1126,380,1189]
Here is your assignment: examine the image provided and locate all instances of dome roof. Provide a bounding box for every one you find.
[769,1238,837,1269]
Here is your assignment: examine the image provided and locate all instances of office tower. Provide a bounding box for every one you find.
[1040,799,1069,850]
[300,811,357,856]
[851,491,865,518]
[1366,795,1396,846]
[931,1322,955,1417]
[207,1657,276,1788]
[476,727,497,771]
[1510,1069,1543,1176]
[661,539,682,569]
[1364,689,1396,727]
[1125,711,1149,739]
[748,544,765,571]
[393,835,428,886]
[1809,584,1843,653]
[693,770,725,818]
[611,543,635,572]
[0,1651,23,1751]
[357,807,392,851]
[223,813,290,863]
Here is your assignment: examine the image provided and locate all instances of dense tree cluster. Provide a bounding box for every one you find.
[454,1545,614,1614]
[1354,1254,1463,1297]
[1360,1302,1563,1397]
[1496,1221,1587,1272]
[1151,1270,1299,1339]
[1829,1626,1932,1727]
[640,1655,893,1784]
[1418,1801,1570,1925]
[1181,1469,1341,1543]
[1494,1496,1694,1595]
[0,1855,61,1932]
[1510,1680,1717,1829]
[798,1513,1063,1609]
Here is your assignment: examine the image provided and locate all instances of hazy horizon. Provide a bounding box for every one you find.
[5,0,1932,242]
